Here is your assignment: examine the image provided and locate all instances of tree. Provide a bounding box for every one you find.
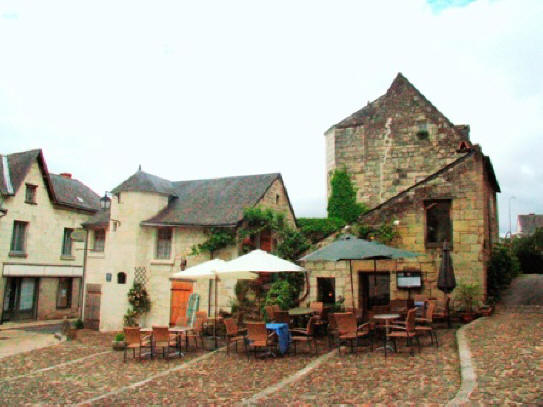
[327,169,367,223]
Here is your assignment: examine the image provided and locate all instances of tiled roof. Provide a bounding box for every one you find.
[82,208,111,228]
[517,214,543,235]
[0,149,99,212]
[142,173,282,227]
[49,174,100,212]
[111,170,177,196]
[331,73,460,134]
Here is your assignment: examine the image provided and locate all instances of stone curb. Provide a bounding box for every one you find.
[74,347,224,406]
[241,348,338,406]
[447,318,486,407]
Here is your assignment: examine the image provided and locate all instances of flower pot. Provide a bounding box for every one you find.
[112,340,126,351]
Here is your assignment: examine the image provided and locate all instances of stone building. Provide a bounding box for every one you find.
[516,214,543,236]
[306,73,500,310]
[0,149,100,323]
[83,170,296,331]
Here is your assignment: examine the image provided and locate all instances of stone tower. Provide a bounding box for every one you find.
[325,73,472,210]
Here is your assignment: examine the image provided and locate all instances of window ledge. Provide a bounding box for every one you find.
[9,251,27,258]
[151,259,174,265]
[25,201,37,205]
[88,253,105,259]
[60,255,76,261]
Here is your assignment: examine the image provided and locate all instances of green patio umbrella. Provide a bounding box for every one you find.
[299,234,421,310]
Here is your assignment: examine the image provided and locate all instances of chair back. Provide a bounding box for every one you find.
[310,301,324,315]
[152,326,170,342]
[196,311,208,322]
[405,308,417,333]
[425,300,435,323]
[192,317,204,333]
[246,322,267,342]
[333,312,353,335]
[124,327,141,345]
[274,311,290,324]
[272,304,280,314]
[264,306,275,321]
[223,318,238,336]
[305,315,319,336]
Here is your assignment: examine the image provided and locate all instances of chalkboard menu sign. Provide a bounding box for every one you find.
[397,271,422,288]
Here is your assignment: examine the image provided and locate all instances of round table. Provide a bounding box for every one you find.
[288,307,313,328]
[373,313,400,352]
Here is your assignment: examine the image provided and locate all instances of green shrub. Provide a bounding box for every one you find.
[355,222,398,244]
[327,169,367,223]
[487,243,520,299]
[455,281,481,313]
[114,333,125,342]
[512,228,543,274]
[276,227,310,262]
[74,319,84,329]
[264,280,297,311]
[298,217,346,243]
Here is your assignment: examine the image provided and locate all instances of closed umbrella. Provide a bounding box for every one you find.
[300,234,420,311]
[437,241,455,327]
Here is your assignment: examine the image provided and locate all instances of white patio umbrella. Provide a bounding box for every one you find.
[171,259,256,349]
[220,249,306,273]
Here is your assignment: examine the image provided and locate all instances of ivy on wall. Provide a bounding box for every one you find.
[327,168,368,223]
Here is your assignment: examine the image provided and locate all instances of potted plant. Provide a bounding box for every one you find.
[455,281,481,323]
[112,333,126,350]
[478,296,495,317]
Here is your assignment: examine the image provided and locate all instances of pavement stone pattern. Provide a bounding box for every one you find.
[259,329,460,406]
[465,309,543,406]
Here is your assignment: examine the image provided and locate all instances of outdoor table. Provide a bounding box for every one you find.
[266,323,290,355]
[170,326,191,354]
[373,313,400,352]
[288,307,313,327]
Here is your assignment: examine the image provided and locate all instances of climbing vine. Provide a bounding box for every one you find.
[191,227,236,257]
[355,222,398,244]
[327,168,368,223]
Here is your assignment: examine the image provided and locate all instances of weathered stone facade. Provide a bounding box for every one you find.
[308,74,499,309]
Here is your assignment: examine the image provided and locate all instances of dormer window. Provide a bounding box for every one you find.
[25,184,37,204]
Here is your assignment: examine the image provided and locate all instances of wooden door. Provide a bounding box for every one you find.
[170,282,193,326]
[84,284,101,330]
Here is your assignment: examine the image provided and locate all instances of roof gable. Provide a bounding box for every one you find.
[332,73,463,140]
[142,173,282,226]
[49,174,100,212]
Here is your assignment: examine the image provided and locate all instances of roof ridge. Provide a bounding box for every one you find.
[172,172,280,184]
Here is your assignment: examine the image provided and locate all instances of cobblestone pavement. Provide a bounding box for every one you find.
[0,328,460,406]
[259,329,460,406]
[465,308,543,406]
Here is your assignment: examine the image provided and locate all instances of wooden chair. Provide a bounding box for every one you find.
[273,310,290,324]
[327,313,340,349]
[123,327,152,362]
[223,317,247,354]
[335,312,372,354]
[264,306,276,322]
[152,326,178,360]
[415,301,438,347]
[245,322,275,359]
[386,308,420,357]
[290,316,318,354]
[185,318,205,350]
[430,297,450,327]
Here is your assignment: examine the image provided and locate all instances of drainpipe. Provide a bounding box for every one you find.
[80,229,89,321]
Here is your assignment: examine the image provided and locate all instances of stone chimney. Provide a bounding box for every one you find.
[60,173,72,179]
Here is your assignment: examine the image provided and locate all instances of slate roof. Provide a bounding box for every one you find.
[49,173,100,212]
[111,170,177,196]
[329,73,462,139]
[517,214,543,236]
[82,208,111,228]
[141,173,284,227]
[0,149,100,212]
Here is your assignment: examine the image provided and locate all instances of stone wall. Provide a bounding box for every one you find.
[326,74,470,209]
[305,151,498,310]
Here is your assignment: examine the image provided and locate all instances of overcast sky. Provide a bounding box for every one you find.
[1,0,542,235]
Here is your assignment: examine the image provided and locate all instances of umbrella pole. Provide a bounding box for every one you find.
[350,261,357,311]
[214,275,218,350]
